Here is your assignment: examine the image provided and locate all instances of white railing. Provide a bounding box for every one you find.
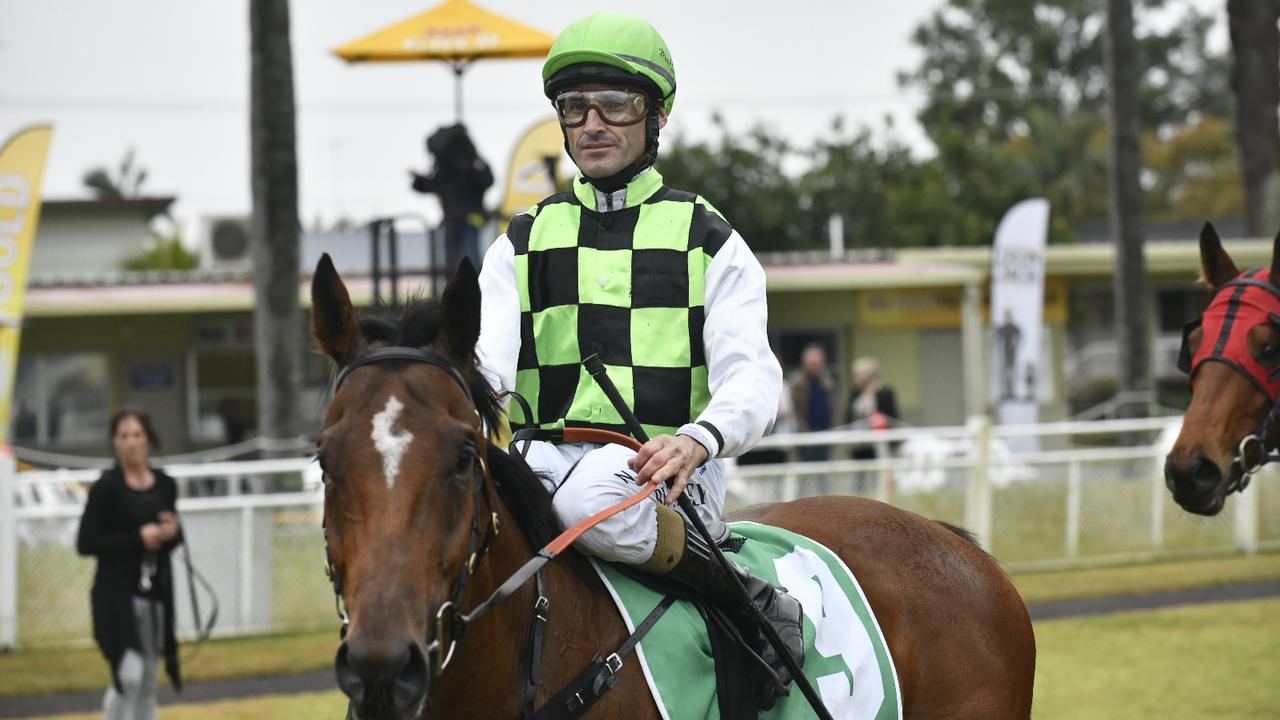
[2,416,1274,649]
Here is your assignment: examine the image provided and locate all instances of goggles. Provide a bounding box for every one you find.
[554,89,648,128]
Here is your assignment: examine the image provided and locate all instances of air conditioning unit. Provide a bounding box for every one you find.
[199,215,252,271]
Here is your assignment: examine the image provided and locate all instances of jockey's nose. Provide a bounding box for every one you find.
[335,636,428,717]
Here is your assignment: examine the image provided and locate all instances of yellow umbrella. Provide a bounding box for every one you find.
[333,0,556,120]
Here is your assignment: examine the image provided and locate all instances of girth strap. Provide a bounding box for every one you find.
[534,594,678,720]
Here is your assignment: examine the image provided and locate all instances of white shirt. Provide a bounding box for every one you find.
[476,203,782,459]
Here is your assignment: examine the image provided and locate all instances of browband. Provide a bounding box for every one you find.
[333,347,471,402]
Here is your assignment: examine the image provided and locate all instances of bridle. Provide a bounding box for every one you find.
[321,346,682,716]
[324,346,502,675]
[1178,270,1280,490]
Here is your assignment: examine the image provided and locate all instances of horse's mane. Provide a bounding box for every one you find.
[357,298,596,584]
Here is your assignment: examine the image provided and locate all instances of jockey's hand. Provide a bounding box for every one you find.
[628,434,710,506]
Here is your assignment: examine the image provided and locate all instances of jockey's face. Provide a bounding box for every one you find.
[564,84,667,180]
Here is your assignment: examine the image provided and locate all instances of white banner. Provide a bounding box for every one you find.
[989,199,1050,435]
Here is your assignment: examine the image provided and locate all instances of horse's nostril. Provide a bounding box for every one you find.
[393,642,429,711]
[1191,454,1222,487]
[334,643,365,704]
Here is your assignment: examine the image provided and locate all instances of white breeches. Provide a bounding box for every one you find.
[522,441,727,565]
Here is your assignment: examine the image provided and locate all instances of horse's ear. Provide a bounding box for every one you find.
[311,254,362,365]
[1200,222,1238,289]
[1271,226,1280,286]
[441,258,481,362]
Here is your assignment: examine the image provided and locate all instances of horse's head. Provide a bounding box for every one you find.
[311,254,495,719]
[1166,223,1280,515]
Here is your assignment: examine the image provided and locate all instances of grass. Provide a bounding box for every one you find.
[36,691,348,720]
[0,630,337,698]
[5,551,1277,701]
[30,599,1280,719]
[1032,597,1280,719]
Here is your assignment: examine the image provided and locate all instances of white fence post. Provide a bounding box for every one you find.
[1150,456,1165,550]
[966,415,993,551]
[240,504,254,628]
[1065,459,1081,558]
[1234,473,1261,554]
[0,453,16,649]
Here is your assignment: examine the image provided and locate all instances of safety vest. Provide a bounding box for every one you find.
[506,170,732,438]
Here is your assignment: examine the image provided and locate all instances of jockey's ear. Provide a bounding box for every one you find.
[1200,222,1238,290]
[311,253,363,365]
[441,257,481,363]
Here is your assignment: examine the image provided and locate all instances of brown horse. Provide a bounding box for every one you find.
[1166,223,1280,515]
[311,254,1036,719]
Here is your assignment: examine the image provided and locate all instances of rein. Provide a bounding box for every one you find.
[322,346,665,679]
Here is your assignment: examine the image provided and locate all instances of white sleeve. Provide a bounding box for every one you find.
[676,231,782,458]
[476,234,520,395]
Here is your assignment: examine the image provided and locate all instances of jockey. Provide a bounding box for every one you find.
[476,12,803,708]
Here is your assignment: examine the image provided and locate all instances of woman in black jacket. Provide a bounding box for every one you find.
[76,409,182,719]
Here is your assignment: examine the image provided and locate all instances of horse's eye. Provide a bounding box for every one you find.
[455,446,477,475]
[1261,342,1280,365]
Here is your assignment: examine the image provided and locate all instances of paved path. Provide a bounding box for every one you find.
[4,580,1278,719]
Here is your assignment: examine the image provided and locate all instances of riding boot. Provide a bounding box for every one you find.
[639,505,806,710]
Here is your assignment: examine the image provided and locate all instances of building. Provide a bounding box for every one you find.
[13,197,1264,455]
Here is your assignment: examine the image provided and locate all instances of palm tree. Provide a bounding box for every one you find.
[249,0,303,450]
[1227,0,1280,237]
[1106,0,1151,414]
[81,148,147,201]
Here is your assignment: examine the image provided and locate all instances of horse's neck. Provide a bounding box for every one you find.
[428,498,630,717]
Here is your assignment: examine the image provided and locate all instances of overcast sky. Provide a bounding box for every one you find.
[0,0,1228,241]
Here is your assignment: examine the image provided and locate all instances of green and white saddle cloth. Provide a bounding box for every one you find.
[594,521,902,719]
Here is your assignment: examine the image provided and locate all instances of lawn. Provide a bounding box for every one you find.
[30,598,1280,719]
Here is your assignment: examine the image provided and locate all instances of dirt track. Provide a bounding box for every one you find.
[3,579,1277,719]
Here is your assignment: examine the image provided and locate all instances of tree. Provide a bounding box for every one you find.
[249,0,303,449]
[121,224,199,272]
[81,148,148,201]
[899,0,1232,242]
[1227,0,1280,236]
[1106,0,1152,412]
[658,116,802,252]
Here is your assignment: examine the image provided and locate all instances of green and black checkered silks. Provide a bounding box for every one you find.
[506,174,732,439]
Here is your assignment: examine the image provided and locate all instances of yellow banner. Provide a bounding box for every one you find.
[0,126,54,447]
[857,279,1067,329]
[499,118,564,219]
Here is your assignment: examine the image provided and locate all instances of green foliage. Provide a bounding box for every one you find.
[81,147,149,202]
[121,224,199,271]
[655,0,1239,251]
[658,114,803,251]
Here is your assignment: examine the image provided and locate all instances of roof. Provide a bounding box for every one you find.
[40,196,176,217]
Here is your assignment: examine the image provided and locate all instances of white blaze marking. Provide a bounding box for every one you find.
[371,396,413,488]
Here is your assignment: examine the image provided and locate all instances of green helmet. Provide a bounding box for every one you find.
[542,13,677,115]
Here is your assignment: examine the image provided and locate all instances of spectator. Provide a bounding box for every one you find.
[77,408,183,719]
[410,123,494,273]
[847,357,900,461]
[787,343,835,461]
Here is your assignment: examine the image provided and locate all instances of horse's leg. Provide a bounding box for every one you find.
[758,496,1036,719]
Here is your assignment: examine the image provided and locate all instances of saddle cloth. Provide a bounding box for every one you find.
[594,521,902,719]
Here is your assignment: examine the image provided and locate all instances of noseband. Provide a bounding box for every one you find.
[1178,270,1280,488]
[324,346,501,674]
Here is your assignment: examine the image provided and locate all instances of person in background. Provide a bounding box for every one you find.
[847,356,900,461]
[411,123,494,273]
[77,409,182,720]
[786,343,835,461]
